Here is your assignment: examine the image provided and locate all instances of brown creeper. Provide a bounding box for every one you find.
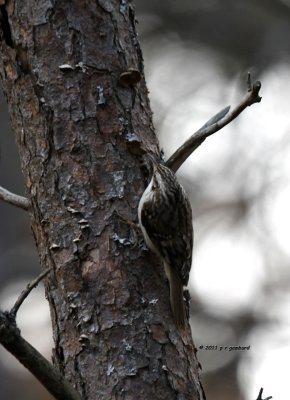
[138,163,193,329]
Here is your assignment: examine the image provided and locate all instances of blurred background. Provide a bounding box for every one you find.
[1,1,290,399]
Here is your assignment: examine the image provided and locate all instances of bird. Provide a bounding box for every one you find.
[138,162,193,329]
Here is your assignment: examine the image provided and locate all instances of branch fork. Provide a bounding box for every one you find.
[0,268,82,400]
[166,73,262,172]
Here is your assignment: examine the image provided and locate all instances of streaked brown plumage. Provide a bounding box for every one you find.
[138,163,193,329]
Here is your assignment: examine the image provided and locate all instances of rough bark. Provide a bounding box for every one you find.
[0,1,204,399]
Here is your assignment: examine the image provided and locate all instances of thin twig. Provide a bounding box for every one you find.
[0,185,30,210]
[10,267,52,317]
[165,76,262,173]
[256,387,272,400]
[0,311,81,400]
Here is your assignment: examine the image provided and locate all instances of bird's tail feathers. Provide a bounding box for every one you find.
[166,264,187,330]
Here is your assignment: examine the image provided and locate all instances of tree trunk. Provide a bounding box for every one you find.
[0,1,204,399]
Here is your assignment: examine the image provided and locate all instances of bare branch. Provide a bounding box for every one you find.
[256,387,272,400]
[10,267,52,318]
[0,185,30,210]
[165,77,262,173]
[0,311,82,400]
